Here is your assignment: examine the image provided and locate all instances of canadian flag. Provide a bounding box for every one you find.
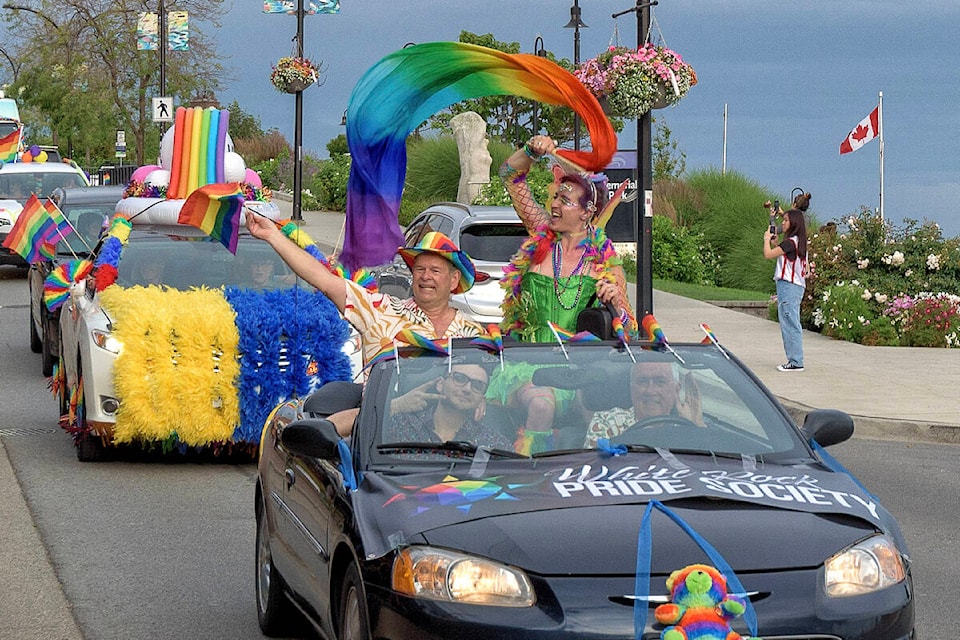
[839,106,880,155]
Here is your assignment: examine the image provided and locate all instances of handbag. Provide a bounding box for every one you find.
[575,294,618,340]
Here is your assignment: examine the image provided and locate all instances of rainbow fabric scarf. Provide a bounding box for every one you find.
[340,41,616,270]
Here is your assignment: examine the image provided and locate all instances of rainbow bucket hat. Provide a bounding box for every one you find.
[397,231,476,294]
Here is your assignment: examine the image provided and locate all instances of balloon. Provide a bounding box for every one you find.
[223,152,246,182]
[21,151,32,162]
[244,168,262,188]
[144,169,170,188]
[131,164,162,183]
[29,144,41,156]
[36,151,48,163]
[159,126,175,169]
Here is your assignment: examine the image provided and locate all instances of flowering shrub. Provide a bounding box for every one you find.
[651,215,720,285]
[574,44,697,118]
[805,207,960,347]
[270,56,320,93]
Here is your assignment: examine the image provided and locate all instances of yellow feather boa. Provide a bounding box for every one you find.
[100,285,241,446]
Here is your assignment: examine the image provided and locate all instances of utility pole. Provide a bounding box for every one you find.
[292,0,305,221]
[612,0,657,318]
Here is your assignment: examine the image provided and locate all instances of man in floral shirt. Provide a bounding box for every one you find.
[386,364,513,450]
[584,361,702,447]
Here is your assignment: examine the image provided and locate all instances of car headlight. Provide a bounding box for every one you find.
[393,546,535,607]
[824,534,906,597]
[91,329,122,354]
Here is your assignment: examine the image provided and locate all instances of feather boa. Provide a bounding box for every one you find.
[500,224,639,339]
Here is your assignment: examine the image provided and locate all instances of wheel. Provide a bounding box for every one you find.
[76,433,108,462]
[40,311,57,376]
[57,356,69,417]
[338,562,371,640]
[256,496,294,636]
[29,303,42,353]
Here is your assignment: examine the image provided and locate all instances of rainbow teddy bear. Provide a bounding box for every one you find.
[654,564,759,640]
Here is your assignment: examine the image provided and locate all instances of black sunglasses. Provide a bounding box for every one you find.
[447,371,488,393]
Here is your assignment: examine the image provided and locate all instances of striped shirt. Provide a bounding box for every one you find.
[775,235,807,287]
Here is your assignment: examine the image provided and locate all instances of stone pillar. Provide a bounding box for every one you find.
[450,111,492,204]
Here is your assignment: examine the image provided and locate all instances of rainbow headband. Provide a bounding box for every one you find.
[340,41,617,270]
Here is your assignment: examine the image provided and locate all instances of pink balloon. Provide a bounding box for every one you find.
[244,168,263,188]
[131,164,162,183]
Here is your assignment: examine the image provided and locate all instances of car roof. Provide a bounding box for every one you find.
[50,185,126,205]
[0,161,86,175]
[417,203,523,224]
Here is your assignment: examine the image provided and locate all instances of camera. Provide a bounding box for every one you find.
[768,200,780,234]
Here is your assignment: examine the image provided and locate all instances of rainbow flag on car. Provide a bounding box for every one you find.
[177,182,245,254]
[0,127,20,162]
[1,195,56,262]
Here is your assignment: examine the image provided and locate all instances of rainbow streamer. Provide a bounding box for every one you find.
[177,183,244,254]
[0,127,20,162]
[340,41,617,270]
[44,259,94,312]
[641,313,667,345]
[1,195,56,263]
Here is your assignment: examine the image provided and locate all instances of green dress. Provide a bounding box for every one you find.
[516,271,598,343]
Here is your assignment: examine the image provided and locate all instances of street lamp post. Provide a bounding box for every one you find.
[612,0,658,319]
[531,35,546,135]
[563,0,587,151]
[291,0,306,221]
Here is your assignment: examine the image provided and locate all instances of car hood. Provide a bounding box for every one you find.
[353,452,904,562]
[419,501,875,574]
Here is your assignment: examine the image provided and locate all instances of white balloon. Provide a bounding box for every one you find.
[145,169,170,188]
[225,132,234,153]
[223,152,246,182]
[159,126,175,169]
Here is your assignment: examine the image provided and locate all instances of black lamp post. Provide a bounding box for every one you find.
[612,0,657,318]
[340,109,347,126]
[563,0,587,151]
[290,0,307,221]
[531,35,546,135]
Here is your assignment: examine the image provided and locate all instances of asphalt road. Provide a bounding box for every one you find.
[0,266,956,639]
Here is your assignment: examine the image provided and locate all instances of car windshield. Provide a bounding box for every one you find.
[364,341,807,464]
[0,171,88,200]
[114,230,296,291]
[458,223,527,263]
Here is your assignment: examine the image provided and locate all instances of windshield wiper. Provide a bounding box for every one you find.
[378,441,528,459]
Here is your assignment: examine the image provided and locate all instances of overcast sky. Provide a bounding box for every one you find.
[211,1,955,236]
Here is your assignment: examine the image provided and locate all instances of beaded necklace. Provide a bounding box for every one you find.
[552,240,587,310]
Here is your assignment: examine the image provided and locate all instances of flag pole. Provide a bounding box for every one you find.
[878,90,884,223]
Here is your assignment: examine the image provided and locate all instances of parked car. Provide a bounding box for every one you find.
[255,338,913,640]
[0,160,90,267]
[58,221,361,461]
[28,185,125,375]
[374,203,528,324]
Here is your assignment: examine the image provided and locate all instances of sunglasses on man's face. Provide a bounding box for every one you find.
[447,371,488,393]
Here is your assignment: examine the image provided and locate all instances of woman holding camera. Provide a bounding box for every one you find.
[763,193,810,372]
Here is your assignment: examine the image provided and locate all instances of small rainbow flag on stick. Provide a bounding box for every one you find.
[177,182,245,254]
[641,313,667,345]
[1,195,56,263]
[699,322,729,359]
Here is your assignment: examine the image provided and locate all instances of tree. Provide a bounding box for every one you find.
[226,100,263,141]
[3,0,229,167]
[652,116,686,180]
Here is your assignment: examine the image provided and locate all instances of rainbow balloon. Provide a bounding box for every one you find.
[340,41,617,270]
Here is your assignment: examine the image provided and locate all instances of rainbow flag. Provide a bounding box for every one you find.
[470,324,504,354]
[641,313,667,345]
[0,127,20,162]
[40,199,74,249]
[1,195,56,263]
[394,329,449,354]
[177,182,244,254]
[699,323,718,345]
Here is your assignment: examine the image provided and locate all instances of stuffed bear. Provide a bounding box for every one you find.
[654,563,757,640]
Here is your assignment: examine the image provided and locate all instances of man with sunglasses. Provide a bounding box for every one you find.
[386,364,513,449]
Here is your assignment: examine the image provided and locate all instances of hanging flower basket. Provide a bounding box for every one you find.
[270,56,321,94]
[575,44,697,119]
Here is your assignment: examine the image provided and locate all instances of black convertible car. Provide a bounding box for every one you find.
[255,339,914,640]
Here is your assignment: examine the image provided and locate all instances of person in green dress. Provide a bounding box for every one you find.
[491,134,640,453]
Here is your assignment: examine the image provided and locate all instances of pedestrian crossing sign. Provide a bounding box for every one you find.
[153,97,174,123]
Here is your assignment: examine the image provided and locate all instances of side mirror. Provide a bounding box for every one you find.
[801,409,854,448]
[281,419,341,459]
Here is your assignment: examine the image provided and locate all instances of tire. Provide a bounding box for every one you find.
[256,497,294,636]
[338,562,371,640]
[57,355,69,417]
[41,312,57,377]
[29,304,42,353]
[74,369,109,462]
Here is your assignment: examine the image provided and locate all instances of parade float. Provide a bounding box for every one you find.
[52,105,358,461]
